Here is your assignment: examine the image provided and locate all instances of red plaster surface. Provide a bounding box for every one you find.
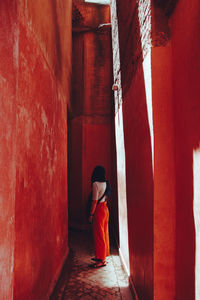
[170,0,200,298]
[14,22,68,300]
[112,1,154,298]
[68,117,83,227]
[71,3,112,118]
[123,64,154,300]
[19,0,72,97]
[69,3,114,230]
[0,1,17,298]
[152,44,176,300]
[0,0,71,299]
[82,122,112,204]
[113,0,200,298]
[149,0,200,298]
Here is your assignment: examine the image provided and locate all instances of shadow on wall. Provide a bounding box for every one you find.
[50,1,62,80]
[174,129,195,300]
[173,44,200,300]
[109,118,119,246]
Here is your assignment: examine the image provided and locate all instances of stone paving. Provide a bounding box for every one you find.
[51,228,133,300]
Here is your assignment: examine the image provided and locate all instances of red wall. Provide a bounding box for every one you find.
[113,1,154,298]
[0,1,17,298]
[14,2,72,299]
[82,122,112,208]
[171,0,200,298]
[152,1,200,298]
[69,3,115,230]
[152,44,176,300]
[123,63,154,299]
[0,1,72,299]
[68,118,83,228]
[115,0,200,298]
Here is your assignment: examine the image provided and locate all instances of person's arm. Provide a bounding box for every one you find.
[88,200,97,223]
[90,200,98,216]
[88,182,98,223]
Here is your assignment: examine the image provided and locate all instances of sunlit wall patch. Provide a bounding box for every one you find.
[85,0,110,4]
[110,0,130,276]
[193,149,200,300]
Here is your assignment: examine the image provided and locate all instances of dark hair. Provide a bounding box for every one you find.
[91,165,106,183]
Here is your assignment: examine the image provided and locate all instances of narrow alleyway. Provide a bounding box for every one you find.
[51,228,133,300]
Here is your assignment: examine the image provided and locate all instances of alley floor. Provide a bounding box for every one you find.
[51,228,133,300]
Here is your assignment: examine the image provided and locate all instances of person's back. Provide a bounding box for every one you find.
[92,181,107,203]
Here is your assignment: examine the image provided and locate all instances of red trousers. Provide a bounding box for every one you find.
[92,202,109,261]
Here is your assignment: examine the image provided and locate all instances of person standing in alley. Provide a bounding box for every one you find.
[88,165,110,268]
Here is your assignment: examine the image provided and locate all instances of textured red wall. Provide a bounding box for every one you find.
[82,122,112,206]
[0,1,71,299]
[68,118,83,228]
[20,0,72,98]
[69,3,114,230]
[152,44,176,300]
[113,0,154,298]
[171,0,200,298]
[0,1,17,298]
[123,64,154,300]
[13,1,72,299]
[152,0,200,298]
[112,0,200,299]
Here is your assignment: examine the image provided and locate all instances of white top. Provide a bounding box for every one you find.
[92,181,107,203]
